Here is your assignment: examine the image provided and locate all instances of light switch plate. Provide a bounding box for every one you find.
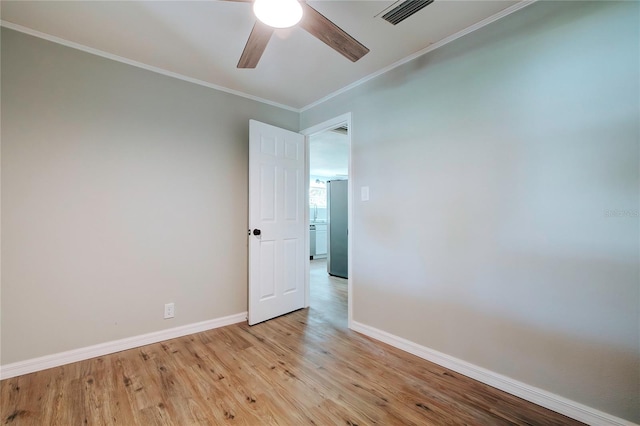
[361,186,370,201]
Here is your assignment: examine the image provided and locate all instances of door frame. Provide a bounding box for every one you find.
[300,112,353,328]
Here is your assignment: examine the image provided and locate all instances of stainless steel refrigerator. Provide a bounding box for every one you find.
[327,180,348,278]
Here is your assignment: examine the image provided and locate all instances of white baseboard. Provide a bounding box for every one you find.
[350,321,637,426]
[0,312,247,380]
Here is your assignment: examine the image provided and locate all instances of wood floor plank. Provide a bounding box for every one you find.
[1,260,584,425]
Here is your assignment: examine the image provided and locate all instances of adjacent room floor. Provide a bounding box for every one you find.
[0,263,583,425]
[309,258,347,330]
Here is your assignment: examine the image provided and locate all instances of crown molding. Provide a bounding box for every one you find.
[2,1,538,117]
[0,20,300,113]
[300,0,538,112]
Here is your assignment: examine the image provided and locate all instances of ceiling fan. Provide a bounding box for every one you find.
[226,0,370,68]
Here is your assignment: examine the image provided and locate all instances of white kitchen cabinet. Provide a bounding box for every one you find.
[315,223,327,257]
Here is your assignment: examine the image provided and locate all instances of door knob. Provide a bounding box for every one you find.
[253,229,261,236]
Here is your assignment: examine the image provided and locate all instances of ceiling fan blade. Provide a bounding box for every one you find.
[237,21,274,68]
[299,3,369,62]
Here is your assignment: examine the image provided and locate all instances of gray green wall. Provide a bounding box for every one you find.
[2,1,639,422]
[302,1,639,422]
[1,28,298,364]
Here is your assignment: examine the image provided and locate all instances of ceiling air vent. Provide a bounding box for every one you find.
[332,125,348,135]
[381,0,434,25]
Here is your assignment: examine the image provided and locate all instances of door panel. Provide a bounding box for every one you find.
[284,168,299,220]
[259,241,276,300]
[283,238,298,293]
[260,165,276,220]
[249,120,305,325]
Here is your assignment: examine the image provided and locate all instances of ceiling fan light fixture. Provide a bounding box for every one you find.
[253,0,303,29]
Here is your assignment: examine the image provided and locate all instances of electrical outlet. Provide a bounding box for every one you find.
[164,303,175,319]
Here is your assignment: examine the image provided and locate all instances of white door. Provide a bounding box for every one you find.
[248,120,306,325]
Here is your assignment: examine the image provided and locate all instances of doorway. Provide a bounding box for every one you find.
[301,113,352,329]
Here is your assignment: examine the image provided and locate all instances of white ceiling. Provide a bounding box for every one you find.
[310,129,349,177]
[1,0,521,110]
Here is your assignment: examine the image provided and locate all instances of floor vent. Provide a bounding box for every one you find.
[382,0,434,25]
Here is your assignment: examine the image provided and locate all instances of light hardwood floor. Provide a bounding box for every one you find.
[1,260,582,425]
